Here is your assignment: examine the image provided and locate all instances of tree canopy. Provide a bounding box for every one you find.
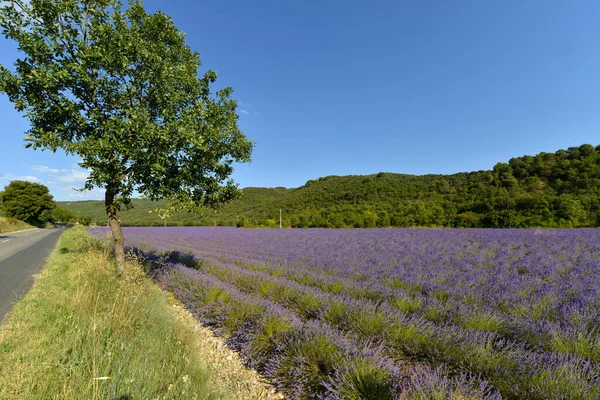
[0,180,56,224]
[0,0,253,272]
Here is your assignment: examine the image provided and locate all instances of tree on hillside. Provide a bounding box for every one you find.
[0,0,253,273]
[0,180,55,224]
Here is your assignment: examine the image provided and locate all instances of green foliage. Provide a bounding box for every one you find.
[293,293,322,319]
[80,215,93,226]
[249,314,295,358]
[0,180,55,224]
[59,143,600,228]
[392,296,423,314]
[46,205,75,224]
[548,330,600,362]
[461,312,509,335]
[347,308,390,337]
[59,188,288,226]
[0,0,253,252]
[363,210,377,228]
[335,358,395,400]
[276,331,343,397]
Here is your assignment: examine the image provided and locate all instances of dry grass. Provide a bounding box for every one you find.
[0,227,280,399]
[0,217,34,234]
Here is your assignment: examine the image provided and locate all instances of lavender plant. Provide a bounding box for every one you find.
[89,226,600,399]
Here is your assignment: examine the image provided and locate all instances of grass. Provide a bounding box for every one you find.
[335,358,395,400]
[0,227,229,400]
[0,217,34,234]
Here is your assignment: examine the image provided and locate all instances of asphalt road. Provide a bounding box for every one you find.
[0,228,63,322]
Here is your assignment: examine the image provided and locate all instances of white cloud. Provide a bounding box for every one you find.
[66,188,104,201]
[29,165,68,174]
[3,173,40,183]
[20,164,94,200]
[14,175,39,182]
[237,101,261,116]
[25,164,90,185]
[56,169,90,184]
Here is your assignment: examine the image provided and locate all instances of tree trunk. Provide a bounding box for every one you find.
[105,187,125,275]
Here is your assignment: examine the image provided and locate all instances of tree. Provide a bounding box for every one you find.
[454,211,480,228]
[0,180,56,224]
[376,210,390,227]
[493,162,517,188]
[0,0,253,273]
[236,215,246,228]
[363,210,377,228]
[47,205,76,224]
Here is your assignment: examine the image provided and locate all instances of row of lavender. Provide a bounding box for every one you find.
[89,227,600,399]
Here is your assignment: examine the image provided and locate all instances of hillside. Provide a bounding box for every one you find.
[59,187,287,227]
[0,217,34,233]
[60,144,600,228]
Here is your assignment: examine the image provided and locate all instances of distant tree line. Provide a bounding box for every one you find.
[60,144,600,228]
[234,144,600,228]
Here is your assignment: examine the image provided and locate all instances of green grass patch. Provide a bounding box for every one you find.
[0,217,34,234]
[335,357,395,400]
[392,296,423,314]
[461,312,509,335]
[0,227,227,400]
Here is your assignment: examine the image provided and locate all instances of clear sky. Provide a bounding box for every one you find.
[1,0,600,201]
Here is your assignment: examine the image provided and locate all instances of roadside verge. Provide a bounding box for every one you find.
[0,227,280,399]
[0,217,34,234]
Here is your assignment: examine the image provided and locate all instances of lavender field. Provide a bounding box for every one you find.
[89,227,600,399]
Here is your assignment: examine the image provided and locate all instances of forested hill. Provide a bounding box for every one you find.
[61,144,600,228]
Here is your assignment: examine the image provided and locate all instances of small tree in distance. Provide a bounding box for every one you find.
[47,205,76,224]
[0,0,253,274]
[0,180,56,224]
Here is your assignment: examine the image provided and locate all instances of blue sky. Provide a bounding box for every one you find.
[1,0,600,201]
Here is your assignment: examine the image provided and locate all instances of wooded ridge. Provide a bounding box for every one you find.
[59,144,600,228]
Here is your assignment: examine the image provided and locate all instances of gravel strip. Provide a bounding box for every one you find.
[168,299,285,400]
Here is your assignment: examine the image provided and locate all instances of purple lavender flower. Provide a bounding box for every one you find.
[89,226,600,399]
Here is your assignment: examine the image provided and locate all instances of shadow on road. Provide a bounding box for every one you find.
[0,236,9,239]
